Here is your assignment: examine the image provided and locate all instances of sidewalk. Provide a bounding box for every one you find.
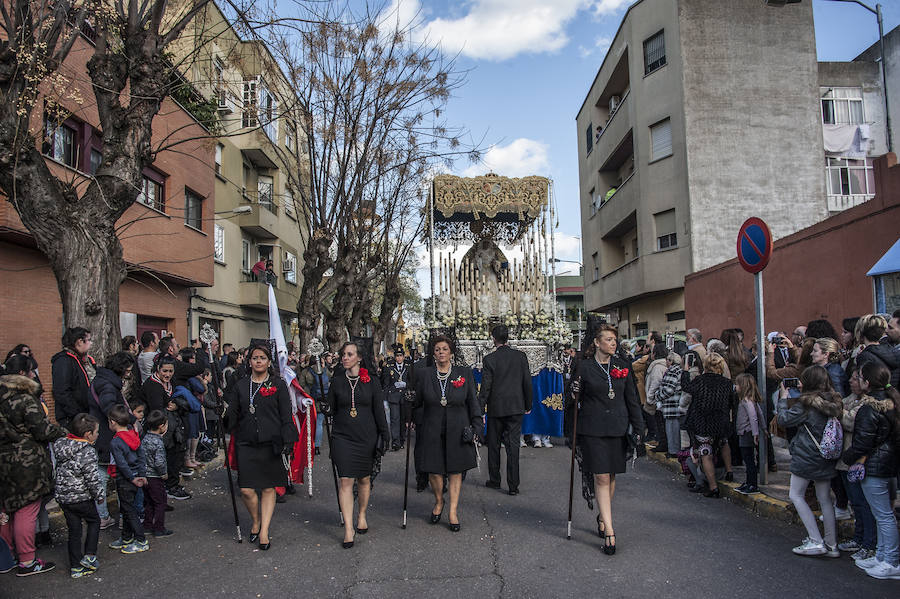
[645,441,856,537]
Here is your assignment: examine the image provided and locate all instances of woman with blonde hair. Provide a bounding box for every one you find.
[681,353,734,498]
[810,337,847,396]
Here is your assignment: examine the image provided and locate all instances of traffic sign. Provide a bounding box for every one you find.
[737,217,773,274]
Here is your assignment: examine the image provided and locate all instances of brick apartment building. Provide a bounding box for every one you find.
[0,29,215,416]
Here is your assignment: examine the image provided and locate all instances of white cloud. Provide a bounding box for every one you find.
[579,35,612,59]
[592,0,631,17]
[462,138,550,178]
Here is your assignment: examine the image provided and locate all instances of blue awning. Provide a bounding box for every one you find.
[868,238,900,276]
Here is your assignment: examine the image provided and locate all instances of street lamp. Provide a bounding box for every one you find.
[215,205,252,215]
[766,0,892,152]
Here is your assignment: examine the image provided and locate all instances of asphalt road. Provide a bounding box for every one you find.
[5,439,896,598]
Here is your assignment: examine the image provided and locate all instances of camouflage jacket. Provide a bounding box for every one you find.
[51,436,104,505]
[0,375,67,513]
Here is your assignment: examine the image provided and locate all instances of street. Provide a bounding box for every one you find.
[5,439,896,598]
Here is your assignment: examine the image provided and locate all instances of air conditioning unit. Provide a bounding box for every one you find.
[609,95,620,114]
[283,258,294,273]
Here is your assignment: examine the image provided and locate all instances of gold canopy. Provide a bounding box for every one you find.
[433,173,549,220]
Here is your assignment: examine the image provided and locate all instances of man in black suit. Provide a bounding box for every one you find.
[381,349,411,450]
[479,325,532,495]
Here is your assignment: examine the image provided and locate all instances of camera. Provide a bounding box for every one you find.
[783,378,800,389]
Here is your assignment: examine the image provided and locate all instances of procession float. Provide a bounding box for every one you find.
[426,172,569,436]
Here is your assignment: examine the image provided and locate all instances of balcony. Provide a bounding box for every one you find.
[237,191,279,239]
[595,91,631,165]
[598,172,635,238]
[827,193,873,212]
[238,273,298,311]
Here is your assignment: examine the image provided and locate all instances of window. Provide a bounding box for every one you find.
[185,188,203,230]
[284,188,295,217]
[643,30,666,75]
[284,251,297,284]
[242,79,258,127]
[89,149,103,174]
[654,208,677,250]
[633,322,649,338]
[592,252,600,282]
[826,157,875,197]
[589,188,597,217]
[822,87,864,125]
[214,224,225,263]
[241,239,251,272]
[666,311,685,322]
[874,272,900,314]
[43,117,78,167]
[214,144,223,176]
[585,122,593,154]
[258,175,275,213]
[285,123,295,153]
[650,118,672,161]
[138,175,165,212]
[631,236,639,258]
[214,59,226,106]
[257,81,278,141]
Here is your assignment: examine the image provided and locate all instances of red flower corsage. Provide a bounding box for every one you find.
[259,383,277,397]
[451,376,465,388]
[359,368,371,383]
[611,367,629,379]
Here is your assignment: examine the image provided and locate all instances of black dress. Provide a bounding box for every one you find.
[327,370,389,478]
[575,356,643,475]
[414,365,482,475]
[223,376,298,489]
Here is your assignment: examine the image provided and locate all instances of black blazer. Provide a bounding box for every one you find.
[223,376,298,450]
[575,356,643,438]
[478,345,533,417]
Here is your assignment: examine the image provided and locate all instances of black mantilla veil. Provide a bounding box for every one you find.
[349,336,376,374]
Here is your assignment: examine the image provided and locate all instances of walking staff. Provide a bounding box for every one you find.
[309,341,344,526]
[218,415,242,543]
[566,375,582,540]
[401,391,414,529]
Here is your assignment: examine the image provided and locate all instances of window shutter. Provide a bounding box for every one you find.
[651,119,672,160]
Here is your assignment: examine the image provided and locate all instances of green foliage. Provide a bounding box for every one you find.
[170,83,221,134]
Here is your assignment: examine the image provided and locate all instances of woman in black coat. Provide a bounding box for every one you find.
[222,344,297,550]
[570,325,643,555]
[682,352,734,499]
[412,336,481,532]
[325,342,389,548]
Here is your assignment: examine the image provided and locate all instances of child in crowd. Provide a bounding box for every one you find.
[51,413,105,578]
[141,410,172,537]
[107,405,149,554]
[734,374,764,495]
[130,399,147,520]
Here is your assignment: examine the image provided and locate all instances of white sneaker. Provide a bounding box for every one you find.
[519,436,526,448]
[865,561,900,579]
[851,548,875,562]
[792,538,826,556]
[825,544,840,558]
[542,436,553,448]
[834,506,852,520]
[856,556,881,570]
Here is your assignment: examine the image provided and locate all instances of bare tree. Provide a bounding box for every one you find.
[270,2,476,350]
[0,0,221,359]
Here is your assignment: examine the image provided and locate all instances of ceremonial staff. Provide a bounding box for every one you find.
[309,338,344,526]
[401,390,414,529]
[200,324,242,543]
[566,373,582,540]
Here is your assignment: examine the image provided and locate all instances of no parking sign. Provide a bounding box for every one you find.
[737,217,773,274]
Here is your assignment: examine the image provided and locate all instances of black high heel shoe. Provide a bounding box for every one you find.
[430,504,443,524]
[448,520,461,532]
[596,514,605,538]
[355,526,369,534]
[342,533,355,549]
[248,530,260,544]
[259,540,271,551]
[602,534,616,555]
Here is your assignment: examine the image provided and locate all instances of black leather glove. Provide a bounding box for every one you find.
[375,434,387,458]
[319,401,332,416]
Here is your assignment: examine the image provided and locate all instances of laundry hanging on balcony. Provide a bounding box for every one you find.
[823,124,871,159]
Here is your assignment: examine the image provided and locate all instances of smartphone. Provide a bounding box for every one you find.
[684,354,693,368]
[783,378,800,389]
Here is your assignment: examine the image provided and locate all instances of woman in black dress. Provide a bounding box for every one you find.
[326,342,389,548]
[571,325,643,554]
[222,344,297,550]
[412,336,481,532]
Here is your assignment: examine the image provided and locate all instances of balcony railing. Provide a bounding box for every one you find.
[827,193,873,212]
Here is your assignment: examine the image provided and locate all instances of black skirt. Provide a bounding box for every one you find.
[578,435,627,475]
[331,434,376,479]
[236,443,287,489]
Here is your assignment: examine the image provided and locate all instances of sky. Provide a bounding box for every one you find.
[400,0,900,288]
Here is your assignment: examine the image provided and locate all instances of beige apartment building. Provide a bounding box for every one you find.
[173,2,307,347]
[577,0,833,338]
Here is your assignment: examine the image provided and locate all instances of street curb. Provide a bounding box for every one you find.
[47,452,226,529]
[645,447,854,537]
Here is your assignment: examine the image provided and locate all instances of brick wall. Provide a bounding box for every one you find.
[684,153,900,340]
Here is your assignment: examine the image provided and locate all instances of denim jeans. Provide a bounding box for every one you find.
[315,413,324,449]
[96,466,110,520]
[841,471,876,550]
[664,418,681,455]
[860,476,900,566]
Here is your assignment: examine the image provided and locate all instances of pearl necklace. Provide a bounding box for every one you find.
[436,367,451,406]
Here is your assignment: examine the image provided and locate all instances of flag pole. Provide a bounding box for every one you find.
[401,393,413,529]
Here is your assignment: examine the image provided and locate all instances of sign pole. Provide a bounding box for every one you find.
[754,272,768,486]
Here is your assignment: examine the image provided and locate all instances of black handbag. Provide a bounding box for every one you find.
[461,425,476,444]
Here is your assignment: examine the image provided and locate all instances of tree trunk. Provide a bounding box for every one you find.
[296,230,333,350]
[374,286,400,353]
